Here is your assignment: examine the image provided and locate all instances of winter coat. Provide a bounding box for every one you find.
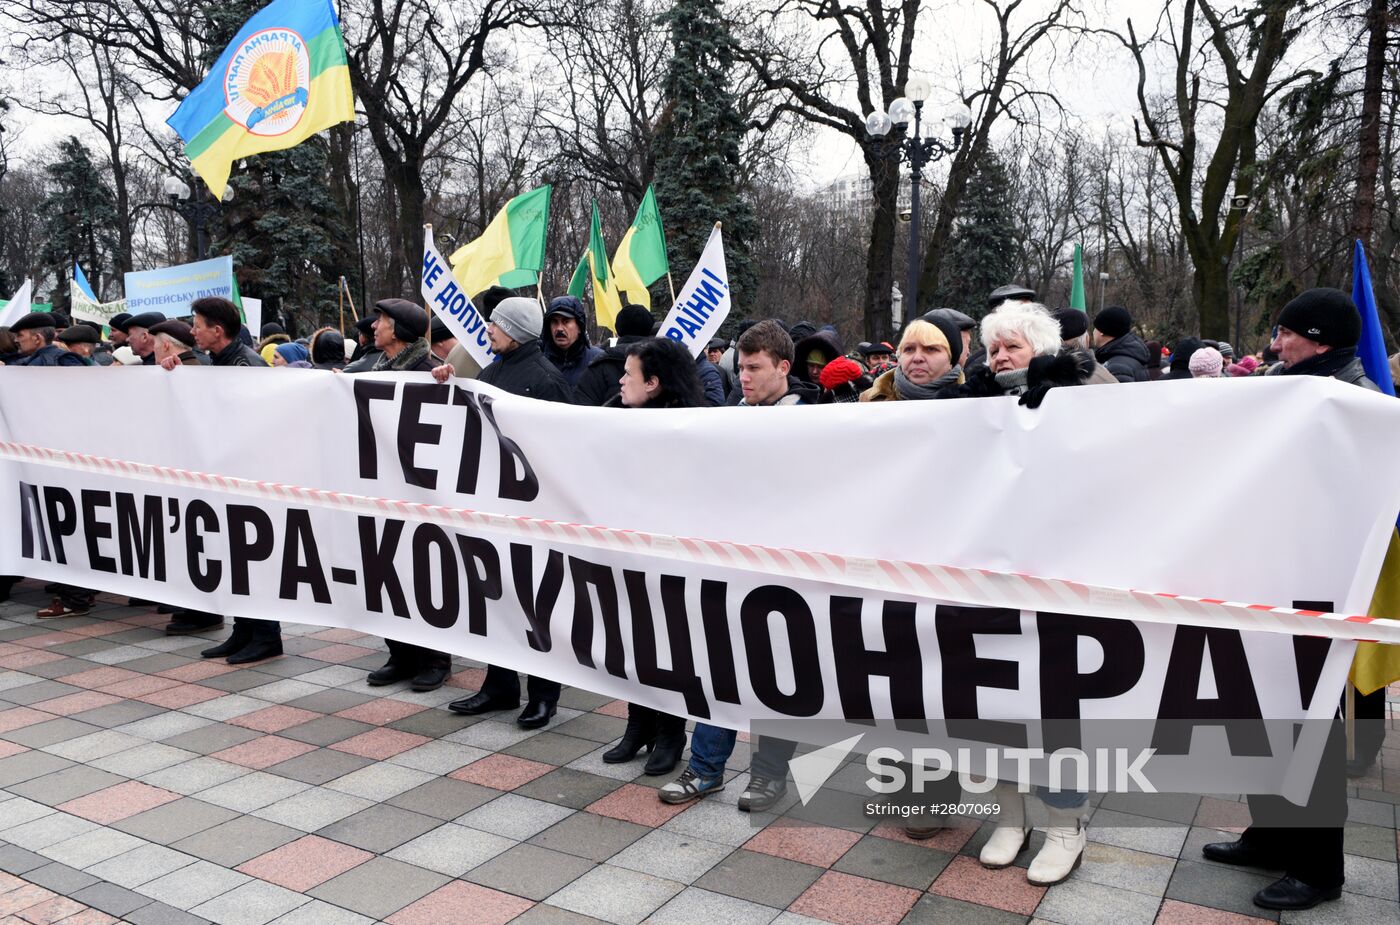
[174,350,204,367]
[860,369,961,402]
[1094,332,1151,383]
[792,330,845,384]
[695,355,726,406]
[725,374,821,406]
[960,351,1095,408]
[257,333,291,354]
[444,342,483,380]
[370,340,440,373]
[13,344,91,367]
[543,298,604,387]
[210,339,269,367]
[478,339,574,403]
[310,330,347,370]
[1063,344,1119,385]
[574,335,650,407]
[342,347,383,374]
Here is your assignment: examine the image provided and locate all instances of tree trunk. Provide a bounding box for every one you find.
[863,151,900,343]
[1193,253,1230,340]
[1350,0,1387,252]
[379,153,424,299]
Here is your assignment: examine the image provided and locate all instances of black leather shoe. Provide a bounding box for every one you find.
[410,663,450,692]
[1202,839,1281,869]
[126,597,153,607]
[1253,875,1342,911]
[166,616,223,636]
[1346,754,1377,779]
[516,700,557,729]
[226,639,284,665]
[157,604,180,614]
[367,661,414,686]
[201,630,251,659]
[448,692,518,716]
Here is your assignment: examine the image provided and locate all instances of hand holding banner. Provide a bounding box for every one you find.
[658,224,730,356]
[422,226,495,369]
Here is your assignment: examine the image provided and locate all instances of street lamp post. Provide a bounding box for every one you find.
[163,174,231,260]
[1229,195,1251,350]
[865,78,971,322]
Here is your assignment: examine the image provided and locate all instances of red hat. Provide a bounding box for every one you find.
[820,356,865,389]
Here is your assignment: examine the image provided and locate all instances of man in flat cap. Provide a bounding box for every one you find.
[5,312,88,366]
[108,312,133,349]
[150,320,204,367]
[125,311,166,365]
[429,316,458,362]
[343,315,381,373]
[344,298,452,691]
[55,324,101,365]
[987,284,1037,311]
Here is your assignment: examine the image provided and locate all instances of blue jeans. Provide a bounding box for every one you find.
[688,723,736,779]
[1036,786,1087,809]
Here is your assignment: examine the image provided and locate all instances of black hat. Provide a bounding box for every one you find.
[545,296,587,324]
[858,341,894,356]
[57,324,99,345]
[1053,308,1088,340]
[149,319,196,348]
[787,320,817,342]
[8,312,58,333]
[429,315,456,343]
[1092,305,1132,339]
[1277,287,1362,348]
[109,312,133,332]
[705,336,727,351]
[476,285,514,319]
[126,311,166,331]
[920,314,964,367]
[48,313,71,329]
[615,305,654,337]
[923,307,977,332]
[354,315,376,335]
[260,322,286,338]
[987,284,1036,309]
[374,298,428,341]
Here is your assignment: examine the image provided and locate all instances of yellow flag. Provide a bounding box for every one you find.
[1352,527,1400,695]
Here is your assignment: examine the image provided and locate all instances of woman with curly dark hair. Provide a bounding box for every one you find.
[598,336,701,774]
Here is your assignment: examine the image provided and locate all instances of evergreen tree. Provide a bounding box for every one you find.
[653,0,759,314]
[936,152,1020,318]
[38,137,120,306]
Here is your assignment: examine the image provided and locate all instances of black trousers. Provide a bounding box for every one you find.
[232,617,280,643]
[1352,685,1387,763]
[481,664,560,704]
[385,639,450,672]
[1239,715,1348,890]
[56,585,96,610]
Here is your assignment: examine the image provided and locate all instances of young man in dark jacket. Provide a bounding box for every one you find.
[448,297,572,728]
[542,296,603,387]
[1090,306,1151,382]
[5,313,89,366]
[1203,288,1375,913]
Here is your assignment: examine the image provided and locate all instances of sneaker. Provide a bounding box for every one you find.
[659,768,724,805]
[36,598,91,618]
[738,775,788,812]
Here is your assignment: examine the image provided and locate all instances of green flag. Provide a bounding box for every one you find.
[612,185,669,307]
[585,201,622,329]
[1070,244,1086,312]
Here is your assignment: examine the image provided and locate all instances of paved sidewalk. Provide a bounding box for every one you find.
[0,583,1396,925]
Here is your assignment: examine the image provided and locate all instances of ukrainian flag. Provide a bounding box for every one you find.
[167,0,355,199]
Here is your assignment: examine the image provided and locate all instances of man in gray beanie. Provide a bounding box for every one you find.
[448,296,573,730]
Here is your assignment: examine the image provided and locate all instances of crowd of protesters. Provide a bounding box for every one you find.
[0,279,1391,913]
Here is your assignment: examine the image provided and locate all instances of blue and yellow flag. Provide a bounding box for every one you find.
[1350,239,1400,694]
[167,0,355,198]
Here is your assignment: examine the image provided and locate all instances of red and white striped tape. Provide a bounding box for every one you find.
[3,440,1396,646]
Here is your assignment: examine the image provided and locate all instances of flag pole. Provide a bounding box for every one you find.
[337,276,346,336]
[423,225,435,347]
[341,276,358,320]
[1346,685,1356,763]
[666,272,677,307]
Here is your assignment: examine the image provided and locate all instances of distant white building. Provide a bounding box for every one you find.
[819,172,913,214]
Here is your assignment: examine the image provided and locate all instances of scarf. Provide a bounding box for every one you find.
[373,339,431,372]
[994,367,1030,395]
[1279,346,1357,379]
[894,365,961,400]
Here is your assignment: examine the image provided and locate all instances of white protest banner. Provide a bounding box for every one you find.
[2,374,1399,799]
[422,225,495,368]
[0,279,33,327]
[124,255,234,316]
[241,297,263,339]
[69,281,127,327]
[658,224,730,355]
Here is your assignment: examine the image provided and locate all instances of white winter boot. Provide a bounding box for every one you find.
[1027,804,1087,885]
[978,783,1030,868]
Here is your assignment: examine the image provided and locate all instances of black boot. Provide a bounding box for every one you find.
[202,625,253,659]
[368,659,416,686]
[643,713,687,776]
[603,704,658,763]
[411,653,452,692]
[227,638,284,664]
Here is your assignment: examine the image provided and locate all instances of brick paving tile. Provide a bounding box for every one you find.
[787,870,921,925]
[93,677,181,699]
[0,885,53,916]
[12,894,83,923]
[210,736,317,770]
[30,694,120,717]
[1153,899,1273,924]
[592,700,630,719]
[131,685,223,710]
[332,699,425,726]
[0,652,65,671]
[927,856,1047,916]
[451,754,556,791]
[327,728,429,760]
[584,784,690,828]
[302,644,376,664]
[743,820,864,869]
[226,707,321,734]
[0,710,55,736]
[236,834,373,891]
[56,780,178,825]
[385,880,533,925]
[154,661,239,683]
[51,669,140,691]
